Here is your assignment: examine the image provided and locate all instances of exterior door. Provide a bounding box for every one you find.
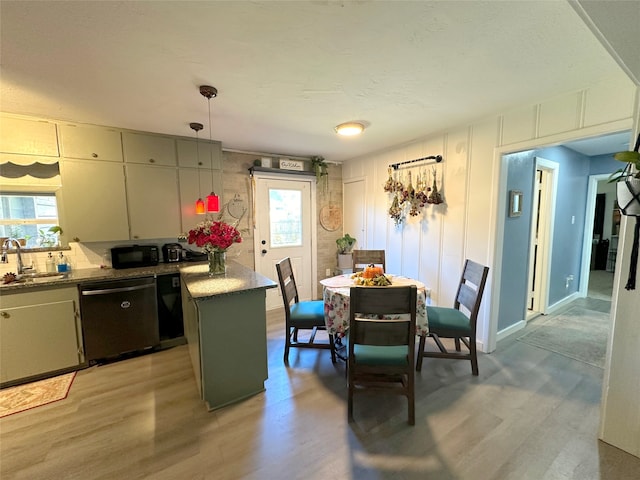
[253,175,316,310]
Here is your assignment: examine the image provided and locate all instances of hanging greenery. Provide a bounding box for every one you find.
[311,155,328,194]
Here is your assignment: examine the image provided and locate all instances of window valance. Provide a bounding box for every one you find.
[0,161,60,179]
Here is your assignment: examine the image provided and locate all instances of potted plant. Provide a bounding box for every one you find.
[336,233,356,269]
[610,133,640,216]
[38,225,63,247]
[7,226,27,246]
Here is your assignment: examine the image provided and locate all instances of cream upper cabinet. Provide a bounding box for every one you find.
[126,163,181,239]
[176,138,222,169]
[123,132,176,166]
[0,115,59,157]
[178,168,223,233]
[58,123,123,162]
[0,287,83,385]
[59,159,129,242]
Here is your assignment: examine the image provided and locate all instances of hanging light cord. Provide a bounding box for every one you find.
[195,129,202,199]
[208,97,215,192]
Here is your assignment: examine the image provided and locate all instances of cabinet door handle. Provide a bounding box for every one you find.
[92,153,98,158]
[0,311,9,318]
[149,158,155,163]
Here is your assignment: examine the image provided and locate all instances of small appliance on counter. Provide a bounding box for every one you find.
[183,248,207,262]
[162,243,184,263]
[111,244,159,269]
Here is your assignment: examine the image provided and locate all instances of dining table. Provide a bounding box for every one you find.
[320,273,431,338]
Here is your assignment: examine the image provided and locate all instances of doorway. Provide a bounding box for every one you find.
[253,173,317,310]
[580,174,617,300]
[526,158,558,320]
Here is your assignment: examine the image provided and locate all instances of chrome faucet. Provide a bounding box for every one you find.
[2,237,33,275]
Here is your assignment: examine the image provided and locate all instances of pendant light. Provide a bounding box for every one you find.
[200,85,220,213]
[190,122,206,214]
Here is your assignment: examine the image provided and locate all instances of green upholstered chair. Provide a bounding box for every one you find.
[416,259,489,376]
[276,257,336,364]
[347,285,417,425]
[352,249,386,273]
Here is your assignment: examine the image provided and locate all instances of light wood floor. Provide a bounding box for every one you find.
[1,304,639,480]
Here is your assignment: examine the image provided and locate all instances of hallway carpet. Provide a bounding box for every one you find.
[517,306,610,368]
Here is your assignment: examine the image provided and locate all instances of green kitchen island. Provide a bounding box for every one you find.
[180,260,277,411]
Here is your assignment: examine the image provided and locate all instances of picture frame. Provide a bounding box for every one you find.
[509,190,523,217]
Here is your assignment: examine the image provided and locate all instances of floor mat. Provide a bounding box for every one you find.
[517,306,609,368]
[0,372,76,418]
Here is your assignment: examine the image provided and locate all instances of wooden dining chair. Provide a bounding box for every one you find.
[276,257,336,364]
[348,285,417,425]
[352,249,386,272]
[416,259,489,376]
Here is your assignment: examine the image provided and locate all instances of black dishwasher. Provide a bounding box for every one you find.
[80,277,159,363]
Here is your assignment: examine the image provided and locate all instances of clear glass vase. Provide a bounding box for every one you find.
[208,251,226,276]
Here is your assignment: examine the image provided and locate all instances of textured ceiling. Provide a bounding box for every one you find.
[0,1,635,162]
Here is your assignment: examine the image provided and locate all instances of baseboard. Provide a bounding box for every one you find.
[546,292,581,315]
[497,320,527,342]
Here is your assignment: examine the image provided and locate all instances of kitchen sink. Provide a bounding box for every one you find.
[16,272,67,283]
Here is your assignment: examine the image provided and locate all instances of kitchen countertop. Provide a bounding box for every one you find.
[0,262,190,292]
[180,260,276,300]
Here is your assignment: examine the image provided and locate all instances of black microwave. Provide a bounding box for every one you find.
[111,245,159,269]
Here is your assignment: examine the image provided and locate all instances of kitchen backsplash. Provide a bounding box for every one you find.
[0,238,186,276]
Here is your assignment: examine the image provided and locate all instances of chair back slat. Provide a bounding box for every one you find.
[350,285,414,315]
[276,257,300,310]
[352,250,386,272]
[457,283,478,313]
[349,286,417,346]
[282,279,298,306]
[352,320,411,346]
[463,260,487,288]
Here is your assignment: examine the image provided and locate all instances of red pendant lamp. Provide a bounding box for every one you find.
[200,85,220,213]
[190,122,206,214]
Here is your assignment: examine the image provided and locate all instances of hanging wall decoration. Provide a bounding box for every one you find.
[384,155,444,226]
[311,155,329,194]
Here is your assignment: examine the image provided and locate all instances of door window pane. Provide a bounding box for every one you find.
[269,189,302,247]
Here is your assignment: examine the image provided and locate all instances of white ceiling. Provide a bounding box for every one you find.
[0,1,637,162]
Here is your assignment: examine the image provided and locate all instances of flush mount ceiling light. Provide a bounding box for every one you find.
[190,122,206,215]
[335,122,365,136]
[200,85,220,213]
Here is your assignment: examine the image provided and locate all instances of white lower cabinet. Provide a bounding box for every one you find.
[59,159,130,242]
[125,164,182,239]
[0,287,84,385]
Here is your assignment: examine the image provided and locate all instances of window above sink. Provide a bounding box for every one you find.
[0,193,62,249]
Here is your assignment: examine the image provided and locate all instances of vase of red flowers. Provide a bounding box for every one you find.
[208,251,226,275]
[187,219,242,276]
